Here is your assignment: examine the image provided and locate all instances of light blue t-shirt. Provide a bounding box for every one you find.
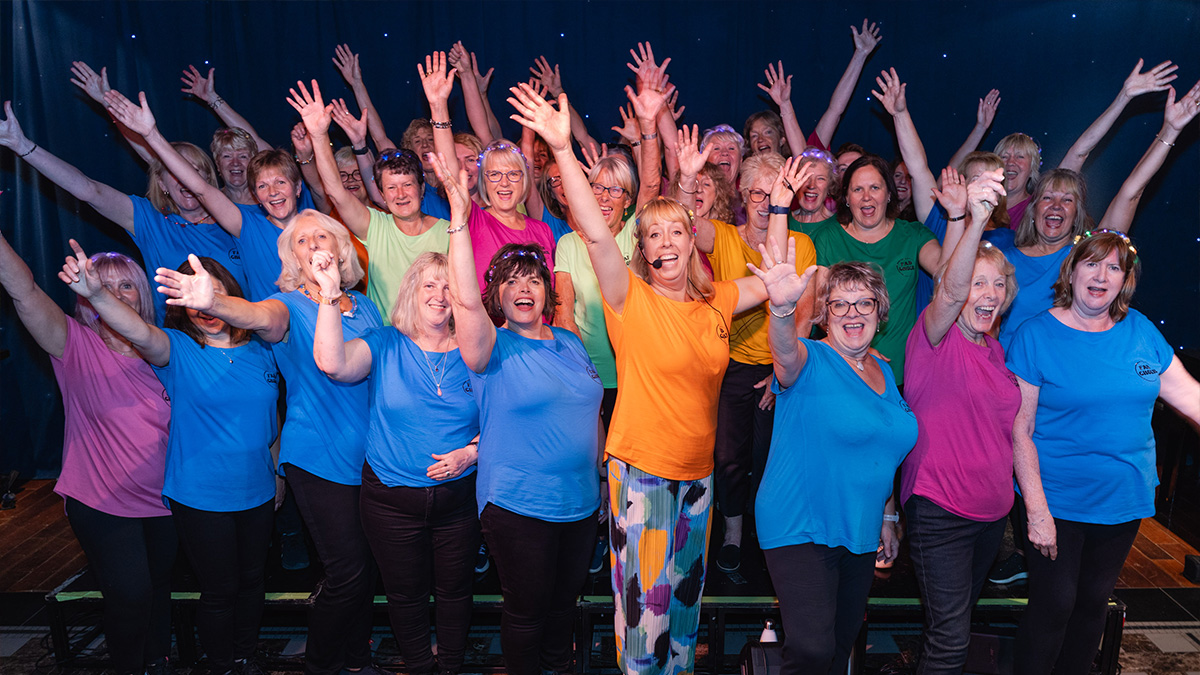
[756,339,918,554]
[358,329,480,487]
[421,189,452,220]
[469,326,602,522]
[154,330,279,511]
[1005,309,1173,524]
[998,243,1072,351]
[542,209,573,243]
[272,290,381,485]
[916,205,1017,316]
[129,195,245,325]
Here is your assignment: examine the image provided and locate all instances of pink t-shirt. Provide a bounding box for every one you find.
[900,309,1021,521]
[468,202,556,293]
[51,318,172,517]
[1007,196,1031,231]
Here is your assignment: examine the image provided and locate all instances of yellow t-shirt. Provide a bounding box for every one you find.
[603,268,740,480]
[706,220,816,364]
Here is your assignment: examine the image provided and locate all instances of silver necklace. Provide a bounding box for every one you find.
[419,343,450,397]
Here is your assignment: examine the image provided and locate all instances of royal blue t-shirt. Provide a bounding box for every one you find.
[358,329,480,488]
[234,205,285,301]
[271,290,381,485]
[421,190,451,220]
[756,339,918,554]
[998,243,1072,350]
[542,209,573,243]
[1005,309,1173,524]
[154,330,279,511]
[469,326,602,522]
[129,195,245,325]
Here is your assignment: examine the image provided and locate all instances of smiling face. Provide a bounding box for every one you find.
[253,167,301,222]
[846,165,889,229]
[640,218,693,285]
[187,278,231,339]
[824,283,879,355]
[707,138,743,183]
[530,139,550,181]
[892,162,911,206]
[695,173,717,219]
[956,257,1008,340]
[592,167,632,231]
[455,142,480,193]
[1068,248,1125,318]
[499,271,546,329]
[742,172,775,229]
[1000,147,1034,195]
[416,267,452,330]
[99,268,143,316]
[337,160,367,204]
[482,153,526,212]
[409,128,435,171]
[545,162,566,209]
[747,118,782,156]
[1033,187,1077,247]
[797,161,833,215]
[216,148,252,189]
[379,170,423,221]
[159,167,205,214]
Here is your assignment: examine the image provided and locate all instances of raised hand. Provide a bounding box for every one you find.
[330,98,368,147]
[291,122,314,159]
[0,100,31,150]
[1123,58,1178,98]
[104,90,157,137]
[417,51,457,106]
[180,65,216,104]
[308,249,342,299]
[611,104,639,144]
[332,44,362,85]
[757,61,793,107]
[965,167,1006,222]
[470,52,493,93]
[525,77,550,101]
[931,166,969,217]
[507,83,571,152]
[626,66,669,125]
[580,142,608,175]
[627,41,669,89]
[664,88,685,122]
[977,89,1001,127]
[428,151,472,223]
[69,61,110,104]
[675,125,712,178]
[746,237,815,309]
[852,18,882,54]
[530,56,564,97]
[870,67,906,115]
[1164,80,1200,132]
[58,239,103,298]
[285,80,332,137]
[154,254,215,310]
[772,156,814,206]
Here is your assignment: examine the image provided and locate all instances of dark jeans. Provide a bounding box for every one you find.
[764,543,876,675]
[170,498,273,672]
[480,503,595,675]
[1015,509,1139,675]
[65,499,176,675]
[904,495,1007,675]
[359,464,480,674]
[283,464,377,675]
[714,360,775,517]
[600,388,618,434]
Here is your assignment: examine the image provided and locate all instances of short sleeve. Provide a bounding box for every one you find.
[1004,319,1042,387]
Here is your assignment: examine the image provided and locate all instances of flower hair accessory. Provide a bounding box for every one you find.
[477,141,529,172]
[484,248,545,284]
[1073,228,1138,262]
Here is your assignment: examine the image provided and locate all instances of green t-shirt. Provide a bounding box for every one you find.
[806,218,935,385]
[553,216,637,388]
[788,213,839,235]
[360,208,450,324]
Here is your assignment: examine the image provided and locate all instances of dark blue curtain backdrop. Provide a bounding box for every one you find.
[2,1,1197,475]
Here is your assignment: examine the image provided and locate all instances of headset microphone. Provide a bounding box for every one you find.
[637,243,664,269]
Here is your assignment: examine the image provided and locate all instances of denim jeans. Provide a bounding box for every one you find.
[904,495,1006,675]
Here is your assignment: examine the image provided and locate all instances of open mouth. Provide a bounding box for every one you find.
[513,298,535,308]
[859,205,877,218]
[599,206,613,219]
[843,321,866,336]
[974,305,995,320]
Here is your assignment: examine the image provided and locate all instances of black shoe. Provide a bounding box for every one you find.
[987,552,1028,585]
[716,544,741,573]
[475,543,491,574]
[589,532,609,574]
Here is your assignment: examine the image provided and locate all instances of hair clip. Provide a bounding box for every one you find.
[1073,229,1138,261]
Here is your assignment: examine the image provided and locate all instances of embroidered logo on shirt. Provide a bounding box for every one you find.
[227,247,242,262]
[264,372,279,385]
[1134,360,1159,381]
[717,324,729,341]
[586,364,600,382]
[461,380,473,395]
[899,399,915,416]
[160,388,171,404]
[895,258,916,273]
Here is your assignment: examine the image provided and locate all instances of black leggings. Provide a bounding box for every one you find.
[170,498,273,672]
[65,499,177,675]
[713,360,775,517]
[480,503,595,675]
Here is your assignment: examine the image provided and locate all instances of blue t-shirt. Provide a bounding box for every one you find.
[756,339,918,554]
[1005,309,1173,524]
[421,189,452,220]
[271,290,382,485]
[998,243,1072,351]
[469,326,602,522]
[542,209,573,243]
[916,205,1017,315]
[154,330,279,511]
[358,329,480,488]
[234,204,285,301]
[982,227,1015,250]
[129,195,245,325]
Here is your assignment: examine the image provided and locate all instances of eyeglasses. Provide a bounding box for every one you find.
[826,298,878,316]
[546,176,563,188]
[591,183,627,199]
[484,169,524,183]
[339,170,362,182]
[744,189,769,203]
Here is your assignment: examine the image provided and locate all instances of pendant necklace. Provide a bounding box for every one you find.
[420,343,450,397]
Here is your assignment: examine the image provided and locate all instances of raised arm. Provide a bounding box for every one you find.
[69,61,154,164]
[181,65,271,154]
[287,81,370,238]
[746,238,817,388]
[310,248,373,382]
[0,230,68,358]
[333,44,395,151]
[448,42,496,145]
[421,52,463,180]
[872,68,936,221]
[59,239,170,365]
[154,253,290,343]
[758,61,807,156]
[509,84,631,312]
[290,122,329,214]
[673,125,716,252]
[625,49,669,209]
[657,90,684,182]
[331,101,386,209]
[947,89,1001,170]
[105,90,244,236]
[1060,59,1178,172]
[813,19,881,147]
[1,100,136,231]
[1013,378,1057,560]
[532,56,599,153]
[1097,80,1200,234]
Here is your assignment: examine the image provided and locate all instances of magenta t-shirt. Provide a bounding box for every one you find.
[51,318,172,518]
[1007,196,1031,231]
[468,202,556,293]
[900,309,1021,521]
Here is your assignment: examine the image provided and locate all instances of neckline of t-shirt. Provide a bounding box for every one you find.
[1044,308,1124,336]
[814,339,888,397]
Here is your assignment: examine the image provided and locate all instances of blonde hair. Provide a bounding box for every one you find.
[631,197,714,301]
[1014,169,1090,248]
[275,210,364,293]
[147,143,218,215]
[698,163,734,224]
[932,242,1019,315]
[210,127,258,159]
[994,133,1043,195]
[390,252,454,338]
[813,261,890,327]
[958,151,1010,230]
[739,152,785,193]
[478,140,531,207]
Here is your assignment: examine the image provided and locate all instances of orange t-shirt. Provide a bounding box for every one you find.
[602,268,740,480]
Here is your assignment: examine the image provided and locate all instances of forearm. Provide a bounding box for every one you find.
[948,121,989,170]
[352,80,395,150]
[657,115,679,183]
[0,236,67,356]
[1097,122,1177,233]
[14,143,134,228]
[767,305,802,386]
[209,294,286,341]
[299,162,329,214]
[1060,91,1131,172]
[208,96,270,154]
[91,289,164,354]
[634,117,662,209]
[893,111,936,220]
[1013,433,1051,519]
[428,99,461,177]
[312,302,350,378]
[815,51,869,146]
[310,129,368,233]
[457,72,494,145]
[779,101,807,156]
[568,103,598,153]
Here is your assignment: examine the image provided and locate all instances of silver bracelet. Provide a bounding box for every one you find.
[882,514,900,522]
[768,303,796,318]
[446,221,468,234]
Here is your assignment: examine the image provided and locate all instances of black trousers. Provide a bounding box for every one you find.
[359,464,480,674]
[284,464,377,674]
[66,498,177,675]
[714,360,775,517]
[170,498,273,672]
[480,503,595,675]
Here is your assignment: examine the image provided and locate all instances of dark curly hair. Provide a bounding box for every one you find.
[482,243,557,325]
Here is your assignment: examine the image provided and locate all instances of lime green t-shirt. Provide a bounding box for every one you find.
[806,218,935,385]
[360,208,450,324]
[553,216,637,388]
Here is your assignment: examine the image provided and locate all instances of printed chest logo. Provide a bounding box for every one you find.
[1134,360,1159,381]
[1006,372,1018,387]
[227,247,242,262]
[160,388,171,404]
[462,380,473,395]
[586,365,600,382]
[895,258,916,274]
[717,324,728,341]
[899,399,915,416]
[264,372,279,385]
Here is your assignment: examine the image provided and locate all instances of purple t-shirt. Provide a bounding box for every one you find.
[1007,196,1031,231]
[900,309,1021,521]
[467,202,555,293]
[51,318,172,517]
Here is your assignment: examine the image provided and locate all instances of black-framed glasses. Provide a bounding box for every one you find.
[591,183,627,199]
[339,170,362,182]
[745,189,770,203]
[484,169,524,183]
[826,298,878,316]
[546,176,563,188]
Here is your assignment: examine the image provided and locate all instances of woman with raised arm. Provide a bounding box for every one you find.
[0,233,173,675]
[751,251,916,674]
[900,169,1023,673]
[436,149,601,675]
[312,249,480,675]
[0,98,242,323]
[748,61,807,158]
[1006,230,1200,674]
[809,19,883,150]
[60,245,278,675]
[209,127,260,206]
[155,211,384,675]
[509,82,775,675]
